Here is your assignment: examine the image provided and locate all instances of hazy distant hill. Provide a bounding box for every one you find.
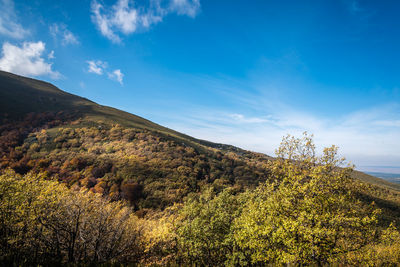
[366,172,400,184]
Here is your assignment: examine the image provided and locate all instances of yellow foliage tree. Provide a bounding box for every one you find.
[233,133,379,265]
[0,169,143,265]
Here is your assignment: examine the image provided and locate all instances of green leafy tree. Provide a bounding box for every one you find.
[175,187,249,266]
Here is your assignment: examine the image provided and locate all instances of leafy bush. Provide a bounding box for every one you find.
[0,169,143,265]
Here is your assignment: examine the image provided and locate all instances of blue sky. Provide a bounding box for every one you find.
[0,0,400,173]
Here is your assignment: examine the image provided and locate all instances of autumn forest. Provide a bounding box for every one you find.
[2,71,400,266]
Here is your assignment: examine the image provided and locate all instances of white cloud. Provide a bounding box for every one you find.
[87,60,107,75]
[169,0,200,17]
[91,1,124,43]
[108,69,124,84]
[0,0,28,39]
[0,41,60,78]
[49,24,79,46]
[90,0,200,43]
[87,60,123,85]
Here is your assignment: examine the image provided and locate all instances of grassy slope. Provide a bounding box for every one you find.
[0,70,395,190]
[0,70,245,154]
[352,170,400,191]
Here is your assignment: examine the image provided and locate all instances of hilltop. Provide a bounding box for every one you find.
[0,71,247,153]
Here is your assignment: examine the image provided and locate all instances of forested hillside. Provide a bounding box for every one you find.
[2,71,400,265]
[0,70,271,209]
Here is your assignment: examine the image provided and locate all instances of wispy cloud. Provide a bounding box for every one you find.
[86,60,123,84]
[108,69,124,85]
[49,23,79,46]
[0,41,60,78]
[48,50,55,59]
[87,60,107,75]
[343,0,375,20]
[147,71,400,170]
[348,0,362,13]
[0,0,28,39]
[90,0,200,43]
[166,104,400,168]
[229,113,270,124]
[373,120,400,128]
[169,0,200,17]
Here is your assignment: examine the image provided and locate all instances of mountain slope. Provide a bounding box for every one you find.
[0,71,272,209]
[0,71,246,154]
[1,70,399,210]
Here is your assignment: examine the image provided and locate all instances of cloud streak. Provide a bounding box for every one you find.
[0,0,28,39]
[229,113,270,124]
[156,65,397,172]
[50,24,79,46]
[158,98,400,171]
[90,0,200,43]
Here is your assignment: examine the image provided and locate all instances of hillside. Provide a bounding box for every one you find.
[2,71,400,265]
[2,71,398,185]
[0,70,273,209]
[1,70,400,207]
[0,71,249,154]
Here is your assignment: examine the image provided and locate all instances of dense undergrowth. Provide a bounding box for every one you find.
[0,112,270,211]
[2,72,400,265]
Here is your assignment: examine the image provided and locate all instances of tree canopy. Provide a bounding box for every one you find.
[2,133,400,266]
